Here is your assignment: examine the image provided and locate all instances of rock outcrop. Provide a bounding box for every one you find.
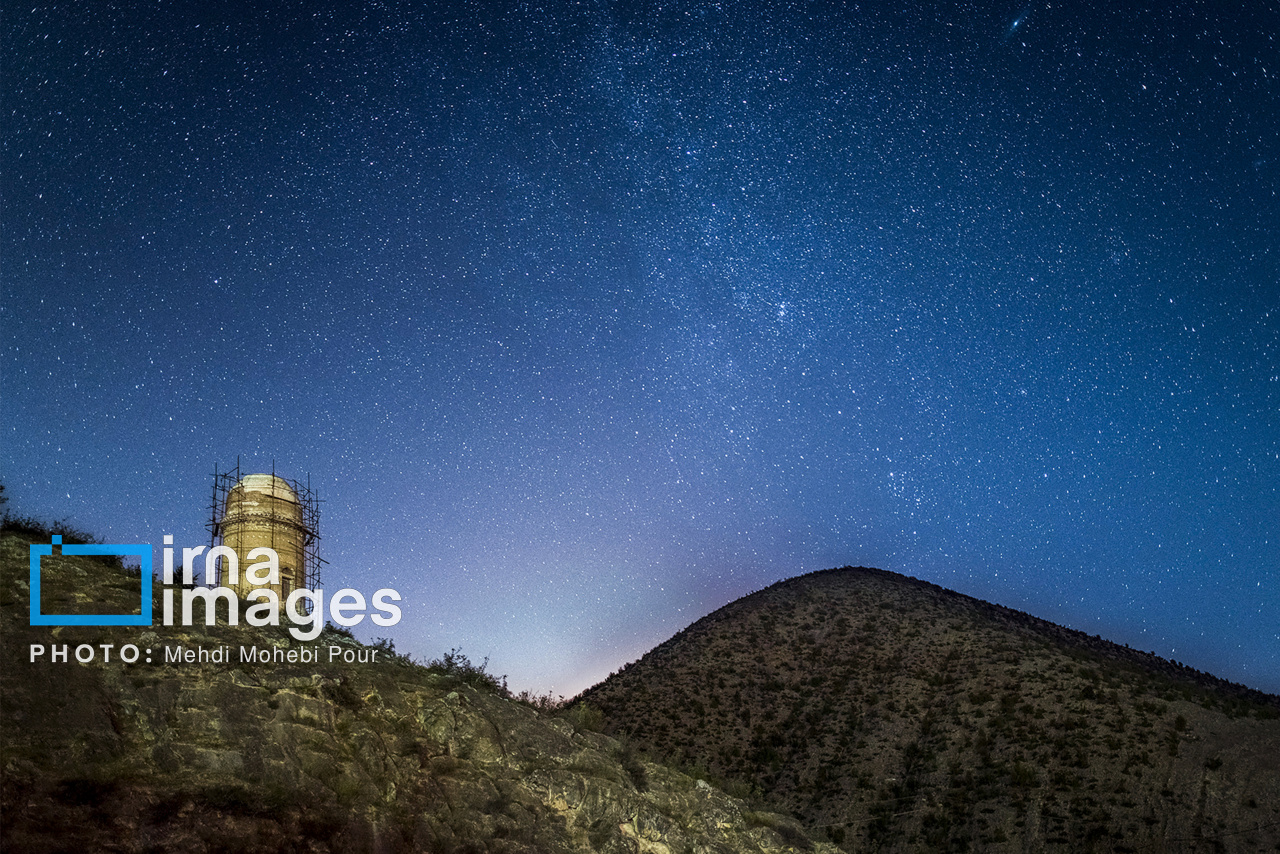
[1,528,828,853]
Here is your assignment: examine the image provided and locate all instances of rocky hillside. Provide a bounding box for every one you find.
[0,525,830,854]
[579,567,1280,852]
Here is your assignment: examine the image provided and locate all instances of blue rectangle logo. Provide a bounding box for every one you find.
[30,536,153,626]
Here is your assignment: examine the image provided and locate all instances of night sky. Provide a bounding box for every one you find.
[5,1,1278,697]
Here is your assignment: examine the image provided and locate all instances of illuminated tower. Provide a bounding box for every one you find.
[209,464,321,599]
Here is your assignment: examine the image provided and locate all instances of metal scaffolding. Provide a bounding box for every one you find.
[207,459,325,593]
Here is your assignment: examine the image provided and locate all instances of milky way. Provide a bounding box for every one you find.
[5,0,1278,695]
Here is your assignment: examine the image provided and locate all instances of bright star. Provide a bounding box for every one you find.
[1006,7,1031,39]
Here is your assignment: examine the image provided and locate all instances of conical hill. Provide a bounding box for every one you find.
[579,566,1280,852]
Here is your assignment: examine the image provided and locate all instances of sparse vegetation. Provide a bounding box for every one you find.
[424,647,509,692]
[565,700,606,732]
[579,565,1280,852]
[1,511,102,547]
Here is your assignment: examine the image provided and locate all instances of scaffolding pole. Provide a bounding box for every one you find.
[207,462,325,595]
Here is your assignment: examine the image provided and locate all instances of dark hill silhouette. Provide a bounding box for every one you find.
[579,566,1280,852]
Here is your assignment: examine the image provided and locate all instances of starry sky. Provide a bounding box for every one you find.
[5,0,1278,697]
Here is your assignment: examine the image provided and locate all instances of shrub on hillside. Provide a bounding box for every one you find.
[426,647,506,693]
